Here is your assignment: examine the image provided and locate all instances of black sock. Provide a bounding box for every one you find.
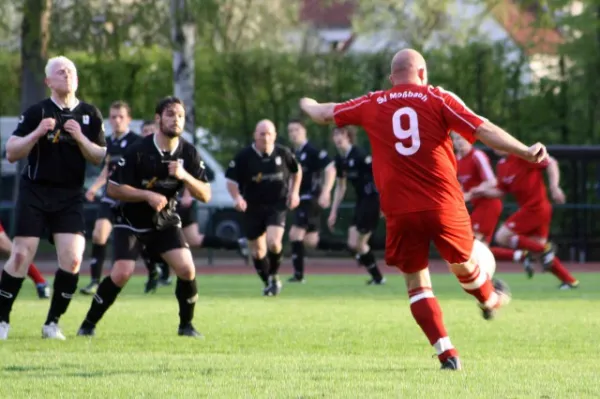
[267,250,283,277]
[317,238,347,252]
[358,251,384,282]
[89,243,106,282]
[175,278,198,328]
[252,257,269,285]
[80,276,122,329]
[0,270,25,323]
[45,269,79,325]
[141,248,155,274]
[291,241,305,279]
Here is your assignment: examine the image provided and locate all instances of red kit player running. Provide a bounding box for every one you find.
[470,152,579,290]
[0,222,50,298]
[300,49,549,371]
[452,133,503,244]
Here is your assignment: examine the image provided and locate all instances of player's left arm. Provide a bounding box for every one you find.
[284,149,302,208]
[64,106,107,165]
[543,156,566,204]
[178,149,211,203]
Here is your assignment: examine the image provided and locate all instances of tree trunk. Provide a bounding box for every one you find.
[171,0,196,143]
[11,0,51,235]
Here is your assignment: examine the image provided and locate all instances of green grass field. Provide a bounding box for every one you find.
[0,273,599,398]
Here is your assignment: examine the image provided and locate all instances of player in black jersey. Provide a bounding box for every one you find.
[329,127,385,285]
[80,101,141,295]
[226,119,302,296]
[286,119,346,283]
[0,56,107,340]
[77,97,210,337]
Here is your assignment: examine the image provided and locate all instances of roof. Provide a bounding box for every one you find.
[299,0,563,55]
[491,0,563,55]
[299,0,355,29]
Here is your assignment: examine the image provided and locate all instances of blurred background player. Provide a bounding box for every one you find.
[226,120,301,296]
[286,119,341,283]
[452,132,503,244]
[81,101,141,295]
[471,151,579,289]
[328,126,385,285]
[0,222,49,299]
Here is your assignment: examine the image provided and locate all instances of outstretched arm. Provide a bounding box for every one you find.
[299,98,337,124]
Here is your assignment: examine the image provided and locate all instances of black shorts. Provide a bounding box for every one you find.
[112,226,189,261]
[97,201,115,222]
[292,199,321,233]
[352,196,380,234]
[15,179,85,238]
[244,205,287,241]
[177,202,197,229]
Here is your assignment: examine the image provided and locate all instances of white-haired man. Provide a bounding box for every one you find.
[0,55,107,340]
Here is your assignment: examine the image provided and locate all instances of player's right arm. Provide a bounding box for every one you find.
[107,147,167,211]
[86,156,111,201]
[225,153,247,212]
[6,105,55,163]
[300,93,373,126]
[438,89,547,164]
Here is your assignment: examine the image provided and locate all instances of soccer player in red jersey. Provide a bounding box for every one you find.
[470,152,579,289]
[452,133,503,244]
[0,222,50,299]
[300,49,548,370]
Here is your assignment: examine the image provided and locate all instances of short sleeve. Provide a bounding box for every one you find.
[13,104,42,137]
[316,149,332,170]
[333,94,372,127]
[437,88,486,144]
[472,149,496,181]
[283,149,299,173]
[109,147,138,187]
[90,106,107,147]
[334,156,345,178]
[186,148,209,182]
[225,152,243,184]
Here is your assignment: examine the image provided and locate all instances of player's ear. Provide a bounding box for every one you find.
[388,74,393,85]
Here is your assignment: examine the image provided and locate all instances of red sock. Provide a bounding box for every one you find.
[27,264,46,285]
[549,258,577,284]
[456,265,499,308]
[490,247,515,261]
[408,287,458,363]
[515,236,546,253]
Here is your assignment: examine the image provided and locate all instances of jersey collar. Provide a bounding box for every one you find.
[50,96,80,111]
[153,133,180,156]
[252,143,274,157]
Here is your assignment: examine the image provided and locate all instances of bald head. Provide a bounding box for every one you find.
[389,49,428,86]
[254,119,277,153]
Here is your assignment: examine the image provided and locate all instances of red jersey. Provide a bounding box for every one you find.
[333,84,486,215]
[496,154,550,210]
[456,148,501,208]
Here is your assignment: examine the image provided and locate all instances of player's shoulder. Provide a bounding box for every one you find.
[180,137,199,157]
[78,101,103,117]
[275,143,293,156]
[236,144,255,159]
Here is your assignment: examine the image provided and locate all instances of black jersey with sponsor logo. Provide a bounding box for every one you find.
[334,145,378,199]
[109,135,208,231]
[294,141,332,199]
[12,98,106,189]
[225,144,299,207]
[101,131,142,204]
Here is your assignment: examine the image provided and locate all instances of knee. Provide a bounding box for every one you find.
[110,261,135,287]
[266,238,282,253]
[303,234,319,248]
[448,256,476,276]
[11,244,34,268]
[494,229,511,246]
[289,227,304,242]
[92,226,107,244]
[58,249,83,273]
[174,264,195,281]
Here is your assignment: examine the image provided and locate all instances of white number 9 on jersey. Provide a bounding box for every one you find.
[392,107,420,156]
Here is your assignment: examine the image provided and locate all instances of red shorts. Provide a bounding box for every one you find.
[0,222,4,234]
[504,206,552,238]
[470,199,502,244]
[385,207,474,274]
